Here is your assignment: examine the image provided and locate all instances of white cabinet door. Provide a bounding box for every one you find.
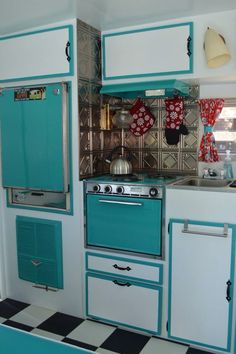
[87,273,162,333]
[169,220,234,351]
[102,22,193,80]
[0,25,73,82]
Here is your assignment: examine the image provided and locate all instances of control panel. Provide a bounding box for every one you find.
[86,182,162,199]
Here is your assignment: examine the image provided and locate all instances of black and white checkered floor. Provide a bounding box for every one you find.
[0,298,213,354]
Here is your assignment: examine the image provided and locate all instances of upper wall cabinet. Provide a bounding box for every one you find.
[102,22,193,81]
[0,25,73,82]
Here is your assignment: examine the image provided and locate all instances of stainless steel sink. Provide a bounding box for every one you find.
[173,178,231,188]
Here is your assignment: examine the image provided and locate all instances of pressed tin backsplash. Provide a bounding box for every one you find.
[79,93,199,178]
[77,20,199,179]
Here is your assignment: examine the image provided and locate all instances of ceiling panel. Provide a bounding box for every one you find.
[0,0,236,34]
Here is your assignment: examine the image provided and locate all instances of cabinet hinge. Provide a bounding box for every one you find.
[168,222,170,235]
[166,321,168,332]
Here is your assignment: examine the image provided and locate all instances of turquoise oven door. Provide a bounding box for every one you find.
[86,194,162,256]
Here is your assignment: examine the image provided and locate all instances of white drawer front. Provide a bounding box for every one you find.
[87,274,161,333]
[87,253,162,284]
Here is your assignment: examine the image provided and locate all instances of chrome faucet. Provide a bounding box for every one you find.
[202,168,217,179]
[202,168,225,179]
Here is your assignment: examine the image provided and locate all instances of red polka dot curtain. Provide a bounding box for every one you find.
[198,99,224,162]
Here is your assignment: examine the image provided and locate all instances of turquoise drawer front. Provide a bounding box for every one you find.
[86,195,162,255]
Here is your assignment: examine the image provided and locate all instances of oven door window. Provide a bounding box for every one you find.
[86,195,162,256]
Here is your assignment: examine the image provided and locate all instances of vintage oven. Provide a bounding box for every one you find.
[84,174,175,258]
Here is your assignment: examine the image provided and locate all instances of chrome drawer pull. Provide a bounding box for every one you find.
[31,260,42,267]
[113,264,131,271]
[113,280,131,287]
[99,199,143,206]
[182,220,228,238]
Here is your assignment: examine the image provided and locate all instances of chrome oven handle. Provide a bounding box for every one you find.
[99,199,143,206]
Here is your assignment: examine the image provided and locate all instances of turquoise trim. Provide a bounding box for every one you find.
[6,81,73,215]
[204,126,213,133]
[6,200,72,215]
[168,218,235,352]
[0,25,74,83]
[226,224,235,352]
[0,73,72,84]
[103,69,192,81]
[86,272,162,335]
[85,251,163,285]
[102,22,193,80]
[189,22,193,74]
[100,79,190,99]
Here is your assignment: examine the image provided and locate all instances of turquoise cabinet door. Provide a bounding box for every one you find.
[86,195,162,255]
[16,216,63,289]
[0,84,65,191]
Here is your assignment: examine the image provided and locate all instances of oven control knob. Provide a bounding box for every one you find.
[116,186,124,194]
[104,185,112,193]
[93,184,100,192]
[149,187,158,197]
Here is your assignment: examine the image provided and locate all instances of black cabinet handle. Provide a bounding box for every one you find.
[113,264,131,271]
[65,41,71,62]
[113,280,131,287]
[226,280,232,302]
[187,36,192,57]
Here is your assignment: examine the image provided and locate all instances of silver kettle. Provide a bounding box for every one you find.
[106,145,132,175]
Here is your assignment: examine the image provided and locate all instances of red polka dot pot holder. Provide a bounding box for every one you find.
[129,98,155,136]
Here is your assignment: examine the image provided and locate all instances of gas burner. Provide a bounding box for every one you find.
[112,174,140,182]
[147,173,175,179]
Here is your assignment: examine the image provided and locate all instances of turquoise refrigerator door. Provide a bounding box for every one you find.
[0,84,68,191]
[86,195,162,255]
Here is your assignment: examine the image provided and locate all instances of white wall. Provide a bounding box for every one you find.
[200,83,236,99]
[0,19,86,317]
